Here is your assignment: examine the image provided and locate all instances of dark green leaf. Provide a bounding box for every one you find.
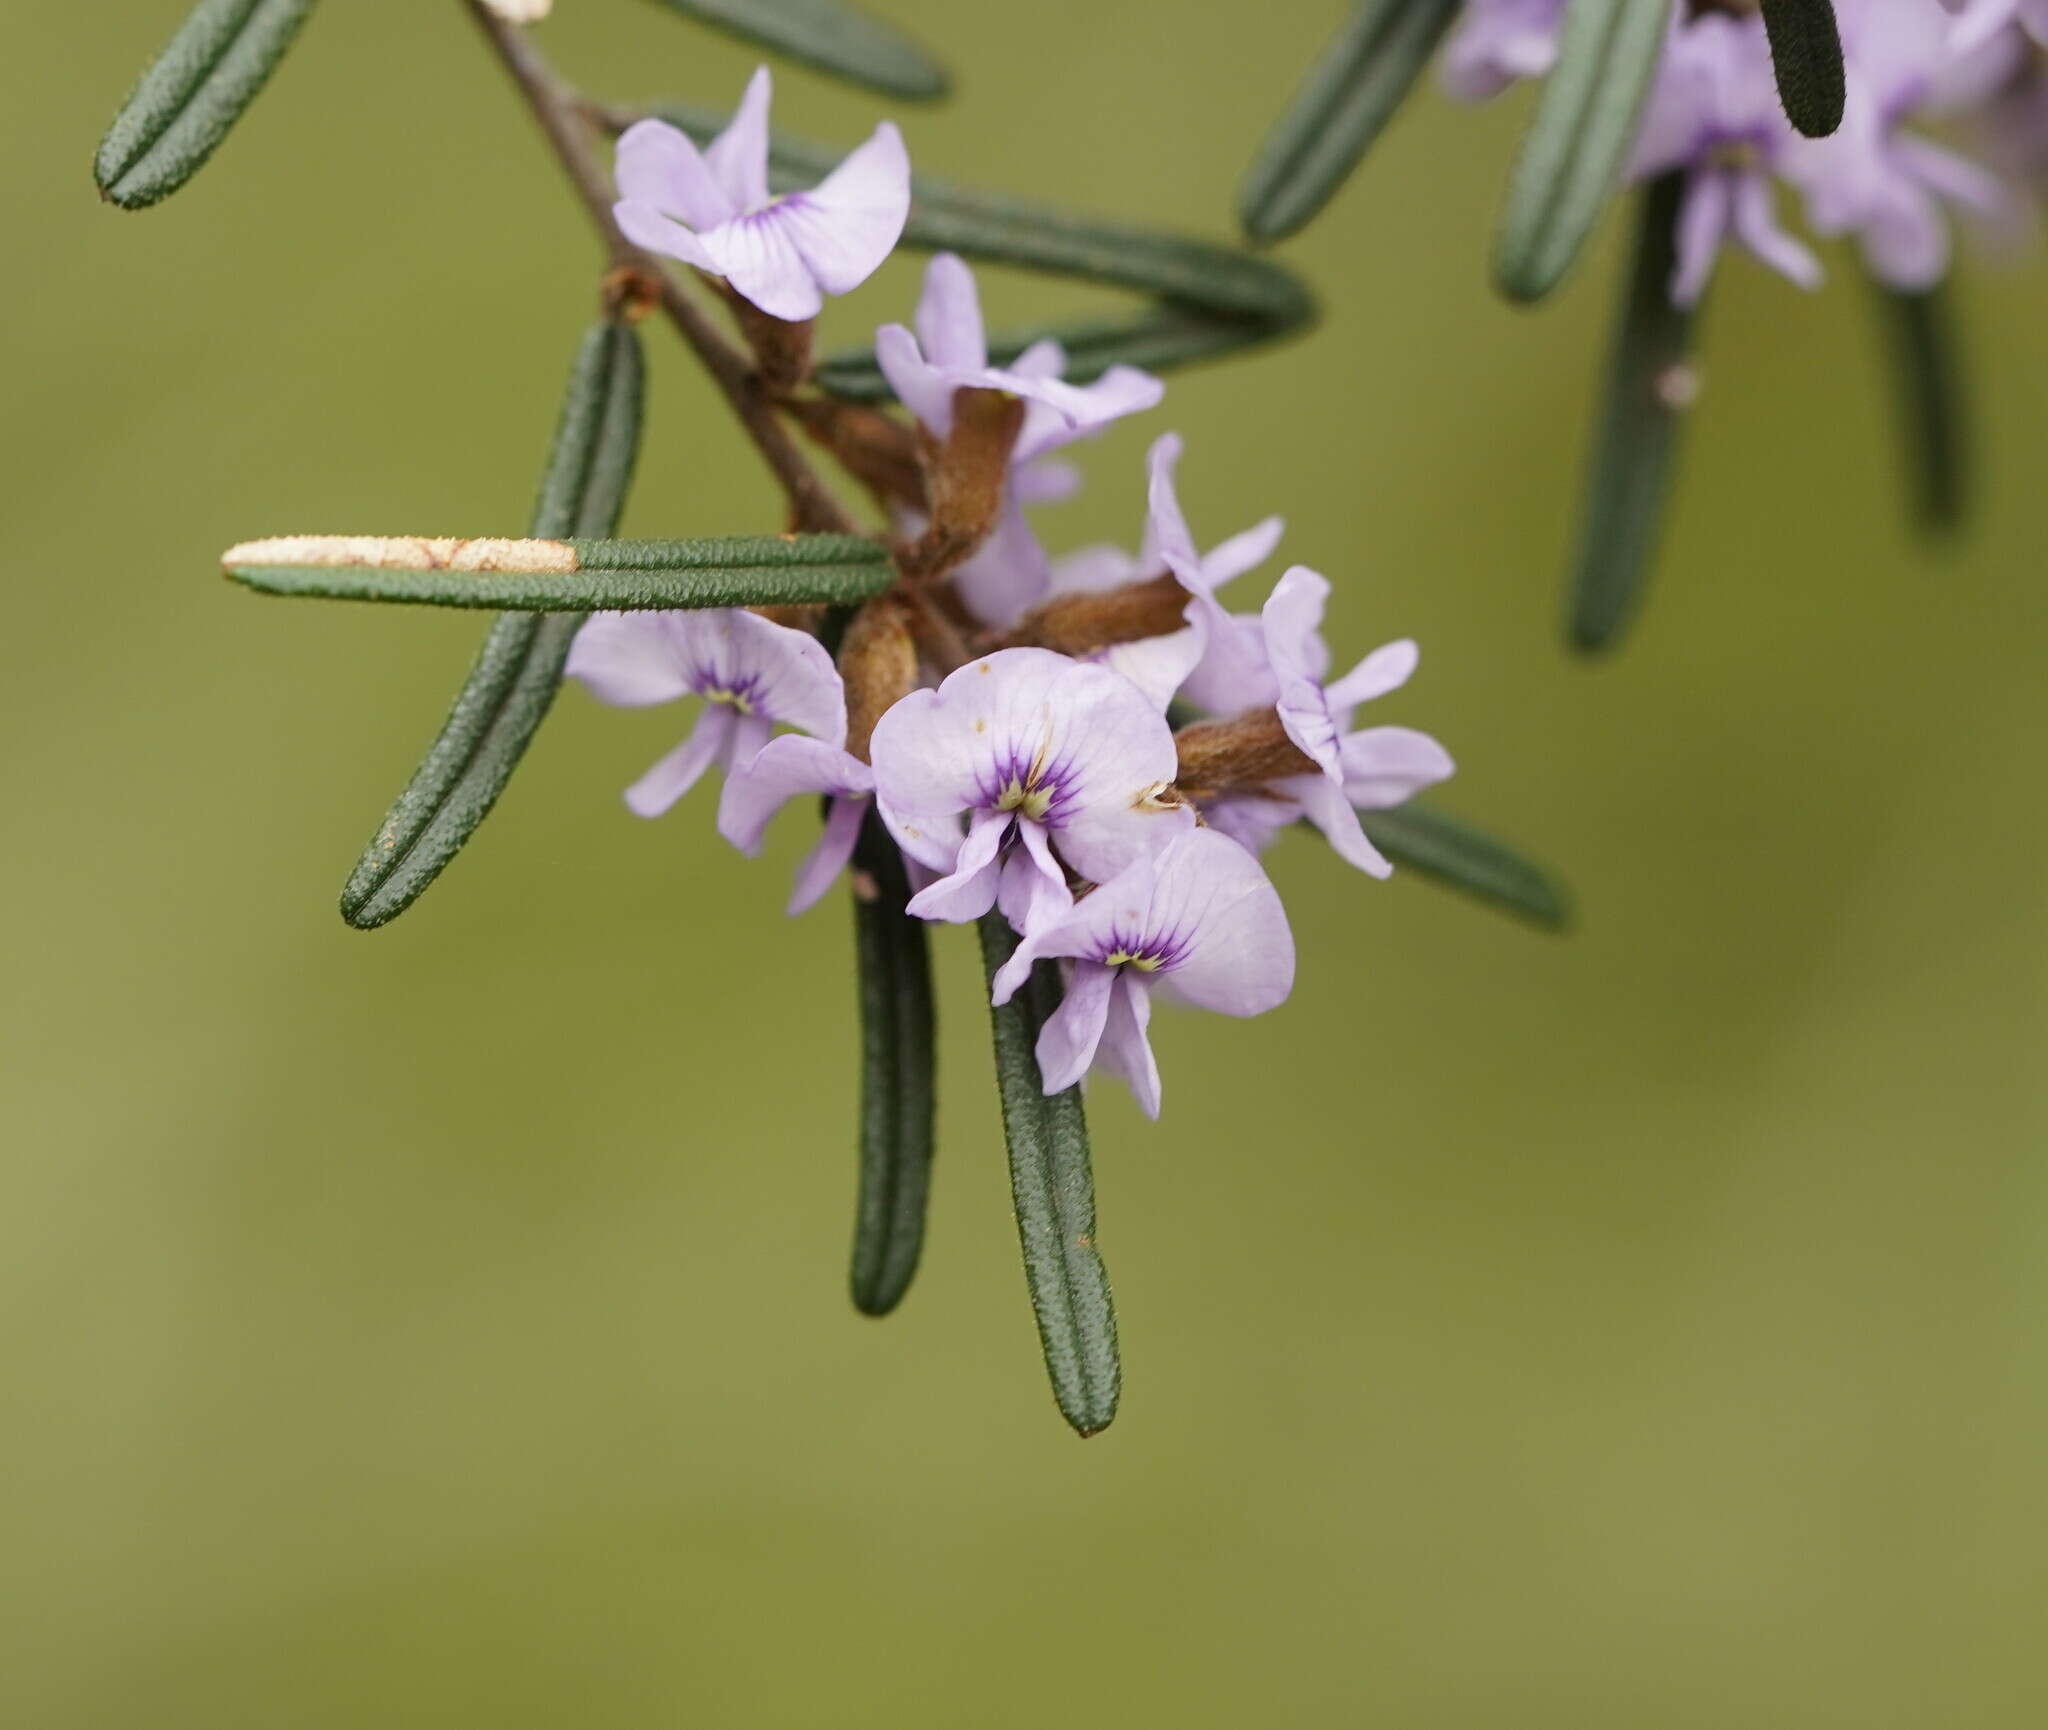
[340,320,646,931]
[642,0,946,99]
[849,808,936,1316]
[1760,0,1845,139]
[648,103,1317,392]
[1493,0,1668,302]
[977,915,1119,1438]
[1361,803,1571,928]
[95,0,318,209]
[1238,0,1464,244]
[1872,278,1966,533]
[1566,173,1699,652]
[224,534,894,610]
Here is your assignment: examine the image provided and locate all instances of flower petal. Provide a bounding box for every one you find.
[1671,168,1733,308]
[1339,726,1456,808]
[705,65,773,215]
[1095,972,1163,1118]
[904,807,1010,922]
[1265,567,1342,778]
[777,122,912,296]
[915,252,987,372]
[716,733,872,855]
[874,324,959,434]
[1093,613,1207,714]
[670,609,847,745]
[1150,829,1297,1013]
[697,209,824,322]
[1034,962,1115,1095]
[788,793,869,915]
[614,119,734,230]
[1325,637,1419,711]
[625,706,734,817]
[1201,515,1286,590]
[566,612,693,708]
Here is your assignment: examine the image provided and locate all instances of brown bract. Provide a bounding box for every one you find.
[839,594,922,762]
[997,572,1189,656]
[1173,708,1318,800]
[899,386,1027,584]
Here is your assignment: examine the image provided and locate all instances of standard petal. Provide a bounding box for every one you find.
[1095,972,1163,1118]
[788,793,869,915]
[1339,726,1456,808]
[614,119,734,229]
[1142,433,1199,570]
[706,65,773,214]
[624,707,734,818]
[915,252,987,372]
[1013,363,1165,461]
[953,491,1053,629]
[671,609,847,745]
[783,122,912,295]
[1144,828,1297,1014]
[697,210,823,322]
[1859,178,1950,290]
[1265,569,1342,779]
[566,611,692,708]
[1093,614,1207,714]
[1033,962,1116,1095]
[874,324,959,436]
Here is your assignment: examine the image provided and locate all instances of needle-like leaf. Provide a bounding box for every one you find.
[1759,0,1846,139]
[1238,0,1464,244]
[95,0,318,210]
[1362,803,1571,928]
[224,534,895,610]
[1872,278,1966,533]
[1493,0,1669,302]
[642,0,948,100]
[1566,173,1699,652]
[849,809,937,1316]
[977,915,1120,1438]
[339,319,645,931]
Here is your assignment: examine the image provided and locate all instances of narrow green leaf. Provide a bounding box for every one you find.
[642,0,948,100]
[849,808,936,1316]
[339,320,646,931]
[977,915,1120,1438]
[224,534,894,610]
[1361,803,1571,928]
[1238,0,1464,244]
[650,103,1317,392]
[1873,278,1966,533]
[1493,0,1668,302]
[1567,173,1699,652]
[1760,0,1846,139]
[95,0,317,209]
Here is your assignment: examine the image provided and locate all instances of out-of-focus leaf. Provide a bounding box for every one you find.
[95,0,318,209]
[223,534,894,610]
[1760,0,1846,139]
[645,103,1317,392]
[1361,804,1571,928]
[1238,0,1464,244]
[849,809,936,1316]
[1493,0,1668,302]
[977,915,1119,1439]
[642,0,947,100]
[1873,278,1966,533]
[340,320,645,931]
[1566,173,1699,652]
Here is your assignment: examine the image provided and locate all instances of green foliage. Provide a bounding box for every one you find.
[1566,173,1698,652]
[1759,0,1846,139]
[1362,804,1571,928]
[1873,279,1966,533]
[1493,0,1669,303]
[95,0,317,209]
[1237,0,1463,245]
[977,916,1120,1438]
[643,0,948,100]
[340,319,646,932]
[849,809,937,1317]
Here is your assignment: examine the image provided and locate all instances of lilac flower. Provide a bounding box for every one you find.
[612,68,910,322]
[1440,0,1568,101]
[868,648,1192,931]
[566,607,845,824]
[717,735,877,915]
[1198,568,1453,876]
[1630,14,1821,306]
[877,254,1164,625]
[988,828,1295,1119]
[1947,0,2048,57]
[1784,0,2017,288]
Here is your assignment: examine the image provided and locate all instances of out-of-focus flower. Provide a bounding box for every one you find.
[1440,0,1568,100]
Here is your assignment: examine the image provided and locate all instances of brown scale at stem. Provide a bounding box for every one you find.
[461,0,855,536]
[718,287,815,396]
[838,594,921,761]
[994,572,1189,656]
[1172,708,1317,802]
[898,388,1026,584]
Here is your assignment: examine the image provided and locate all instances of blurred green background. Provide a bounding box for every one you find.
[7,1,2048,1724]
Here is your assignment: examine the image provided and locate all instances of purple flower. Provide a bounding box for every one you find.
[718,735,878,915]
[877,255,1164,626]
[868,648,1193,931]
[1441,0,1568,101]
[1202,569,1454,874]
[612,67,910,322]
[566,607,845,823]
[1630,14,1821,305]
[988,828,1296,1119]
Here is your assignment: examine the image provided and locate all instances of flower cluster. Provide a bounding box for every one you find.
[571,70,1453,1117]
[1448,0,2027,303]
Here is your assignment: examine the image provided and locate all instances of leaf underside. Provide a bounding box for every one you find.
[643,0,948,100]
[95,0,318,209]
[977,916,1120,1438]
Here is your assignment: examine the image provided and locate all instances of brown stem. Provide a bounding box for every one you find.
[461,0,855,534]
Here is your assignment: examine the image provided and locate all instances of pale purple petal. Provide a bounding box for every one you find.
[614,119,734,230]
[697,208,824,322]
[1148,831,1296,1013]
[716,733,872,855]
[1013,364,1166,462]
[566,611,693,708]
[1264,567,1340,777]
[914,252,988,372]
[614,201,720,273]
[1009,337,1067,381]
[1142,434,1200,570]
[668,609,847,745]
[1292,775,1394,879]
[998,821,1076,934]
[904,807,1010,922]
[1894,134,2011,221]
[1325,637,1420,711]
[1201,790,1299,857]
[1860,177,1951,288]
[1730,171,1823,291]
[1180,611,1280,716]
[1339,726,1456,808]
[1672,169,1734,307]
[788,794,868,915]
[777,122,911,295]
[705,65,773,214]
[953,491,1053,630]
[1093,614,1207,713]
[1050,542,1143,595]
[1201,516,1286,590]
[875,324,959,433]
[1015,457,1082,506]
[625,706,734,818]
[1095,972,1163,1118]
[1034,963,1116,1095]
